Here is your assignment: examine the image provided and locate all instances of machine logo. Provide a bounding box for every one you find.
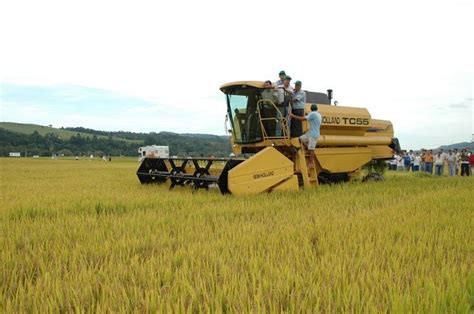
[322,116,369,126]
[253,171,275,180]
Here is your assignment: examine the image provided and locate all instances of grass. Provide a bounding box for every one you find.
[0,158,473,312]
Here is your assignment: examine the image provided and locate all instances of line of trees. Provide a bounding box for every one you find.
[0,128,231,157]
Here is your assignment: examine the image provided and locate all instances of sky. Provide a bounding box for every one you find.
[0,0,472,150]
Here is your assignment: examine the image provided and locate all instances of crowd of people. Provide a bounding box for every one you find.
[261,70,308,137]
[389,148,473,176]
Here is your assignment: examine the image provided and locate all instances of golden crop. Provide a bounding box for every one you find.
[1,158,473,312]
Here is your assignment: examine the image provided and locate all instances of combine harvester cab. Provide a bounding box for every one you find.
[137,81,400,195]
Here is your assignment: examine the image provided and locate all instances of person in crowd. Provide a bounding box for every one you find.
[290,80,306,138]
[420,149,426,172]
[439,148,447,159]
[408,150,415,171]
[413,152,421,171]
[397,152,405,171]
[433,151,445,176]
[274,70,286,88]
[460,149,470,176]
[289,104,322,169]
[469,150,474,175]
[446,150,456,176]
[403,152,411,172]
[388,153,398,171]
[454,148,461,175]
[424,150,433,174]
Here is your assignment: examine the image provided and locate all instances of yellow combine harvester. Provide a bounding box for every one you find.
[137,81,400,195]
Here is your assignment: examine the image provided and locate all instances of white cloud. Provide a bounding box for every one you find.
[1,0,473,148]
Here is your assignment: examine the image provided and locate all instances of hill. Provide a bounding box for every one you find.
[0,122,139,143]
[0,122,231,157]
[439,141,474,151]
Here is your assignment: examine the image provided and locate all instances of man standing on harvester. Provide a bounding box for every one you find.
[290,80,306,137]
[290,104,322,168]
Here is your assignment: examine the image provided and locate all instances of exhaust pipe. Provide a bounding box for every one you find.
[327,89,333,105]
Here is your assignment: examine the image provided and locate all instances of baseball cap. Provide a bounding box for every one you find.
[279,70,286,75]
[295,80,302,86]
[284,76,292,80]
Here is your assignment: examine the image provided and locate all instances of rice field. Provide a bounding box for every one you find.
[1,157,473,312]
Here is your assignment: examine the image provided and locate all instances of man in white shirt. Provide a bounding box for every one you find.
[433,151,445,176]
[274,70,286,88]
[454,148,461,175]
[408,150,415,171]
[390,156,398,171]
[396,153,404,171]
[446,150,456,176]
[413,153,421,171]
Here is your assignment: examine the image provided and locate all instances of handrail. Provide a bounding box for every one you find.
[256,99,290,140]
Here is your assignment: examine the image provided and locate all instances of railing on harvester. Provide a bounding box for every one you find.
[256,99,290,141]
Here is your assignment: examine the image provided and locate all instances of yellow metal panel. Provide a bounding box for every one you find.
[301,104,373,136]
[220,81,264,91]
[318,135,392,146]
[271,175,299,192]
[318,104,370,128]
[365,119,394,138]
[316,147,372,173]
[369,145,394,159]
[228,147,294,195]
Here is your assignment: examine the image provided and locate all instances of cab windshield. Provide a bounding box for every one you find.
[226,88,262,143]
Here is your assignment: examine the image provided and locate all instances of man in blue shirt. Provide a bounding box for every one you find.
[290,104,322,169]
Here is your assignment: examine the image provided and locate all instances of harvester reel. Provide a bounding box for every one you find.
[192,168,211,189]
[169,167,187,187]
[148,168,165,183]
[136,158,168,184]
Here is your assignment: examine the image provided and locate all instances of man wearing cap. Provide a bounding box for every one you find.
[282,75,293,94]
[261,80,284,136]
[261,80,284,106]
[274,71,286,88]
[290,80,306,137]
[276,75,293,122]
[290,104,322,169]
